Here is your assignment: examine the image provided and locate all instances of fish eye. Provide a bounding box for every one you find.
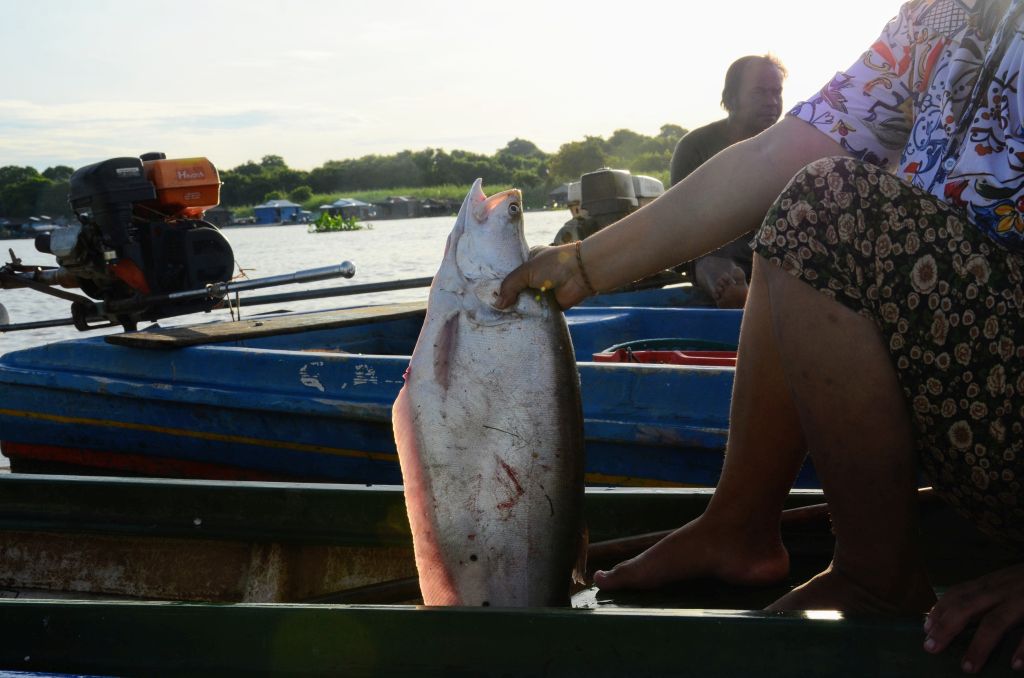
[508,202,521,216]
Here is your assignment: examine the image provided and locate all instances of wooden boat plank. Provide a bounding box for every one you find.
[0,476,827,604]
[0,475,822,545]
[0,531,416,603]
[0,599,1011,676]
[0,475,1010,609]
[105,300,428,349]
[0,474,413,546]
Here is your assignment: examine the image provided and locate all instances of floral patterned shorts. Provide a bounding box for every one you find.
[753,157,1024,544]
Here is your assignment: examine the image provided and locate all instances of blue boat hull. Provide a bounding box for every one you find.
[0,304,817,487]
[579,284,711,308]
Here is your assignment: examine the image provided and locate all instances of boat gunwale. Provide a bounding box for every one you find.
[0,596,1004,676]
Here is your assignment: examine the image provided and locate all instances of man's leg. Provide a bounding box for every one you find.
[594,255,805,590]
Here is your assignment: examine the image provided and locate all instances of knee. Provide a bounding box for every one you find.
[778,156,877,206]
[760,156,884,241]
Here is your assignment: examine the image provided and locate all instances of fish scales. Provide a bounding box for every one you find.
[392,179,584,607]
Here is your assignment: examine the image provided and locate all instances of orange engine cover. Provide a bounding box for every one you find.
[140,157,221,218]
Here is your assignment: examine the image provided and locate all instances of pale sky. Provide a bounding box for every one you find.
[1,0,904,172]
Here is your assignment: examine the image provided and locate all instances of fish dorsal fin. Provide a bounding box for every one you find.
[471,179,512,223]
[457,178,486,229]
[446,181,481,256]
[436,180,484,290]
[468,177,485,208]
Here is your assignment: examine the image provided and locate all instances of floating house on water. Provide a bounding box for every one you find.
[253,199,302,224]
[548,183,571,208]
[319,198,378,220]
[203,206,234,227]
[420,198,459,217]
[373,196,420,219]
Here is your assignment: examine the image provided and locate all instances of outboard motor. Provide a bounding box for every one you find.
[552,168,664,245]
[35,152,235,329]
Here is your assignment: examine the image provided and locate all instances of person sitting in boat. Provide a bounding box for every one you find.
[670,54,785,308]
[497,0,1024,672]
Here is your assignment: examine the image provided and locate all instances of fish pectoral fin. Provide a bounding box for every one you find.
[433,311,460,390]
[465,282,517,326]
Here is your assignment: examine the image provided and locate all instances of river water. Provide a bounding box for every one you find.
[0,210,570,356]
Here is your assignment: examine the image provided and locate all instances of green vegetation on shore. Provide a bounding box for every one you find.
[298,183,588,213]
[0,125,684,220]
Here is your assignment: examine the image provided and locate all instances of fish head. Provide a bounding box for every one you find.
[452,179,529,281]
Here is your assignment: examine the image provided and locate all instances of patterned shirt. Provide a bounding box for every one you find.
[790,0,1024,251]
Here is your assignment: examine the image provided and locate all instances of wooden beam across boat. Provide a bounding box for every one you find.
[105,300,428,349]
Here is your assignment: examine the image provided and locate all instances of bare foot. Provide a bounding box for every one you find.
[766,563,936,615]
[593,515,790,591]
[714,268,749,308]
[694,257,749,309]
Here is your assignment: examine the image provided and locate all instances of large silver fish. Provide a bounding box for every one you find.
[392,179,585,607]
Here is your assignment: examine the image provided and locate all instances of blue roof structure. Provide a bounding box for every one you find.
[255,199,302,209]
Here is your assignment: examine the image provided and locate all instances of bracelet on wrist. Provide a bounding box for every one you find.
[574,240,598,296]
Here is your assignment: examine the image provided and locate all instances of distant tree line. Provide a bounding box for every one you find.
[0,124,686,219]
[0,165,76,220]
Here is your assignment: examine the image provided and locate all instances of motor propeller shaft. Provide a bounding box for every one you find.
[1,261,358,333]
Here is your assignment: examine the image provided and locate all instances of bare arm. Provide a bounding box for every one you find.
[497,117,849,309]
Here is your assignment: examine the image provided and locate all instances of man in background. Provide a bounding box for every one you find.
[671,55,786,307]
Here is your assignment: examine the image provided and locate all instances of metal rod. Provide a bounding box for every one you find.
[0,271,91,304]
[231,276,433,308]
[0,267,423,333]
[158,261,356,303]
[211,261,357,295]
[0,316,116,332]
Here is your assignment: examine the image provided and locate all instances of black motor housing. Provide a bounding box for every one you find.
[552,168,664,244]
[48,154,236,329]
[69,157,156,249]
[122,220,234,323]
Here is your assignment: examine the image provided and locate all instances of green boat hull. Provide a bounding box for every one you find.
[0,474,1016,675]
[1,599,1014,677]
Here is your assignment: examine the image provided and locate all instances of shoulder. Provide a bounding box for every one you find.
[888,0,978,37]
[670,120,731,185]
[673,120,732,160]
[676,119,730,148]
